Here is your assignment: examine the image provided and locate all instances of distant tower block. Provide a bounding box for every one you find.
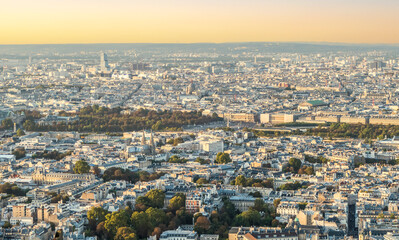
[100,52,110,72]
[14,123,16,133]
[186,81,195,95]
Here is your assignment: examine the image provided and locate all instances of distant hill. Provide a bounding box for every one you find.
[0,42,398,57]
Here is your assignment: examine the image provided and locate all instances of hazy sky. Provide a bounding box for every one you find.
[1,0,398,44]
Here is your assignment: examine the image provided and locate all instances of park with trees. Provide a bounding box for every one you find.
[86,189,282,240]
[22,105,222,133]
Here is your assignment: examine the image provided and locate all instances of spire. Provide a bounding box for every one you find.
[141,130,146,145]
[150,130,155,154]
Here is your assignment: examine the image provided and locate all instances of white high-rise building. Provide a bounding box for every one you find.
[200,140,224,153]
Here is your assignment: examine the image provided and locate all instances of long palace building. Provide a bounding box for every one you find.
[32,168,95,184]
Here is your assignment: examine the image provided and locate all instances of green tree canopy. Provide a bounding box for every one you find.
[235,175,246,186]
[145,189,165,208]
[12,147,26,160]
[215,152,231,164]
[135,196,152,211]
[196,178,209,185]
[73,160,90,174]
[87,207,109,231]
[104,210,131,238]
[115,227,137,240]
[168,155,188,163]
[131,211,152,239]
[16,128,25,136]
[21,107,221,133]
[168,193,186,212]
[145,207,166,227]
[1,118,13,129]
[195,157,210,165]
[288,158,302,172]
[234,209,261,226]
[253,198,269,212]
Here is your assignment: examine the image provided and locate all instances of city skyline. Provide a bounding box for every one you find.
[1,0,399,45]
[2,1,399,239]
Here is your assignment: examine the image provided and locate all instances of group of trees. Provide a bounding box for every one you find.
[230,175,273,188]
[195,157,211,165]
[168,153,231,165]
[20,110,43,121]
[282,158,302,173]
[0,110,41,131]
[304,155,329,164]
[87,191,191,239]
[73,160,91,174]
[278,181,309,190]
[353,158,399,167]
[297,166,315,175]
[251,122,399,141]
[166,137,184,146]
[22,106,221,133]
[86,189,281,240]
[32,150,72,160]
[48,192,70,203]
[15,107,399,139]
[251,129,293,138]
[304,123,399,140]
[195,178,209,185]
[12,147,26,160]
[215,152,231,164]
[283,158,314,175]
[102,167,165,183]
[168,155,188,164]
[1,118,13,130]
[0,183,28,196]
[233,199,276,227]
[208,198,281,237]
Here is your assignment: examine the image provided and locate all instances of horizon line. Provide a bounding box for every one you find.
[1,41,399,47]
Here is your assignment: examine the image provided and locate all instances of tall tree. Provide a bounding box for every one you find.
[104,210,131,238]
[73,160,90,174]
[273,199,281,210]
[215,152,231,164]
[135,196,152,211]
[87,207,109,231]
[146,207,166,227]
[194,216,211,235]
[168,193,186,212]
[235,175,246,186]
[145,189,165,208]
[131,211,152,239]
[288,158,302,172]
